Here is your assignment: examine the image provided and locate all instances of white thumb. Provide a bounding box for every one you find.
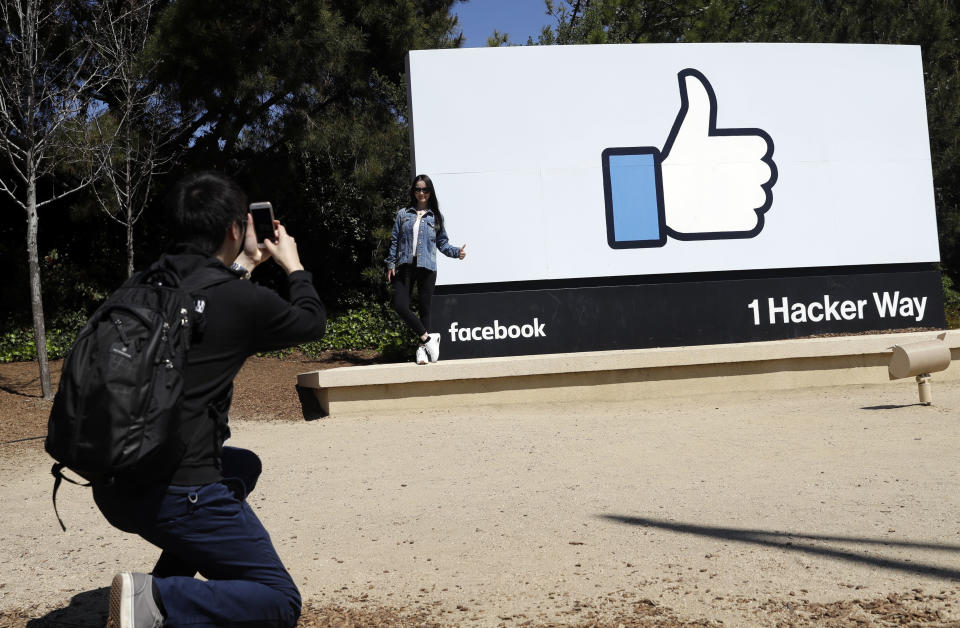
[676,71,715,140]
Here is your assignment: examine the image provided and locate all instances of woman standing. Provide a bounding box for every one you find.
[385,174,466,364]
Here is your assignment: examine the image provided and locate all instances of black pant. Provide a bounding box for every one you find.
[391,263,437,338]
[93,447,300,627]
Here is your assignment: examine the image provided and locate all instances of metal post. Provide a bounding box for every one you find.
[916,373,932,405]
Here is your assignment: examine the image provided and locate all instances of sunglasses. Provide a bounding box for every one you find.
[413,187,430,194]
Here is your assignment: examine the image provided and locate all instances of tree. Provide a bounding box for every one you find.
[142,0,464,305]
[1,1,468,363]
[0,0,111,399]
[486,29,511,47]
[89,0,185,277]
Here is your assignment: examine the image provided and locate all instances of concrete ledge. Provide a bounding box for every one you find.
[297,330,960,417]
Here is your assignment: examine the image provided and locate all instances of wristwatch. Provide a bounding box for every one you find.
[229,262,251,280]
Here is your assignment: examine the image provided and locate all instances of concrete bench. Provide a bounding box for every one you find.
[296,330,960,417]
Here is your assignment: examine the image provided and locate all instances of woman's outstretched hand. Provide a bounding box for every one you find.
[459,244,467,260]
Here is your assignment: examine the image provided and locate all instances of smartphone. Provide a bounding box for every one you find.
[249,202,276,248]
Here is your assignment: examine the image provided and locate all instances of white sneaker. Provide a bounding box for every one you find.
[415,345,428,365]
[424,333,441,362]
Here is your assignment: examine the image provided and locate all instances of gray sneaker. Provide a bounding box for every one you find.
[107,572,164,628]
[424,333,440,362]
[415,345,428,365]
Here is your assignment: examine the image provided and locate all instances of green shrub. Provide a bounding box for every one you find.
[0,327,37,363]
[1,302,418,364]
[254,301,415,360]
[943,273,960,329]
[295,302,416,360]
[0,310,88,363]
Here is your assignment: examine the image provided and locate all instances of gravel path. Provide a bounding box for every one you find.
[1,366,959,626]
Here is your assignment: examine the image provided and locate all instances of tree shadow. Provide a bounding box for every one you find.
[26,587,108,627]
[299,350,384,367]
[322,350,383,366]
[0,378,40,399]
[601,515,960,580]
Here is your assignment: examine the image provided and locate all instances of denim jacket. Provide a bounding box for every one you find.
[385,207,461,272]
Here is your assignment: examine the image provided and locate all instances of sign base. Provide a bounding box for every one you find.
[433,267,946,360]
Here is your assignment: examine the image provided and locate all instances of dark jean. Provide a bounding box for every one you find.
[93,447,301,628]
[391,261,437,338]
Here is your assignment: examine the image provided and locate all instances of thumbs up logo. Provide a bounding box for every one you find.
[602,69,777,248]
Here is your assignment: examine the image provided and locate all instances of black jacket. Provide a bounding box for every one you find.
[160,250,326,485]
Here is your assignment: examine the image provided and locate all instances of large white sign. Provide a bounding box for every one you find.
[406,44,940,286]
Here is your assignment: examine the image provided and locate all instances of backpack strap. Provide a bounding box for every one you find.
[178,266,237,341]
[51,463,91,532]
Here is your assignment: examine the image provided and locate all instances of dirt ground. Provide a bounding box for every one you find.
[1,354,959,627]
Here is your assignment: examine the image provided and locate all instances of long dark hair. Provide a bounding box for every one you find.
[409,174,444,233]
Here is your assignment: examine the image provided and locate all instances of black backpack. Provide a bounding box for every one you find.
[45,259,233,529]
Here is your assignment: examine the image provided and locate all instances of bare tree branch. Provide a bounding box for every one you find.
[0,0,116,399]
[86,0,187,276]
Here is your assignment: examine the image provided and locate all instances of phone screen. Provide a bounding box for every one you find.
[249,202,275,247]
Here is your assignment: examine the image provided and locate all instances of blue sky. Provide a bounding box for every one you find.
[452,0,555,47]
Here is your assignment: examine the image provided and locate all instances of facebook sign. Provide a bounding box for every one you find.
[406,44,943,359]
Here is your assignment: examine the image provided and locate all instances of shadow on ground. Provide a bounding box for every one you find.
[21,587,107,627]
[602,515,960,580]
[861,403,923,410]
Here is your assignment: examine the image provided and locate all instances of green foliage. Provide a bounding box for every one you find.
[487,30,511,47]
[2,301,417,363]
[1,246,116,363]
[41,249,111,315]
[140,0,462,310]
[297,301,416,360]
[0,311,88,363]
[943,273,960,329]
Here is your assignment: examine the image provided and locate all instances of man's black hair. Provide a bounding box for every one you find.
[165,171,248,255]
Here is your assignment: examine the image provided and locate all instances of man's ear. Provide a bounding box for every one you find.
[227,220,243,242]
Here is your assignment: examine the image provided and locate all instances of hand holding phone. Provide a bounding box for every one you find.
[263,223,304,274]
[238,201,303,274]
[249,202,276,248]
